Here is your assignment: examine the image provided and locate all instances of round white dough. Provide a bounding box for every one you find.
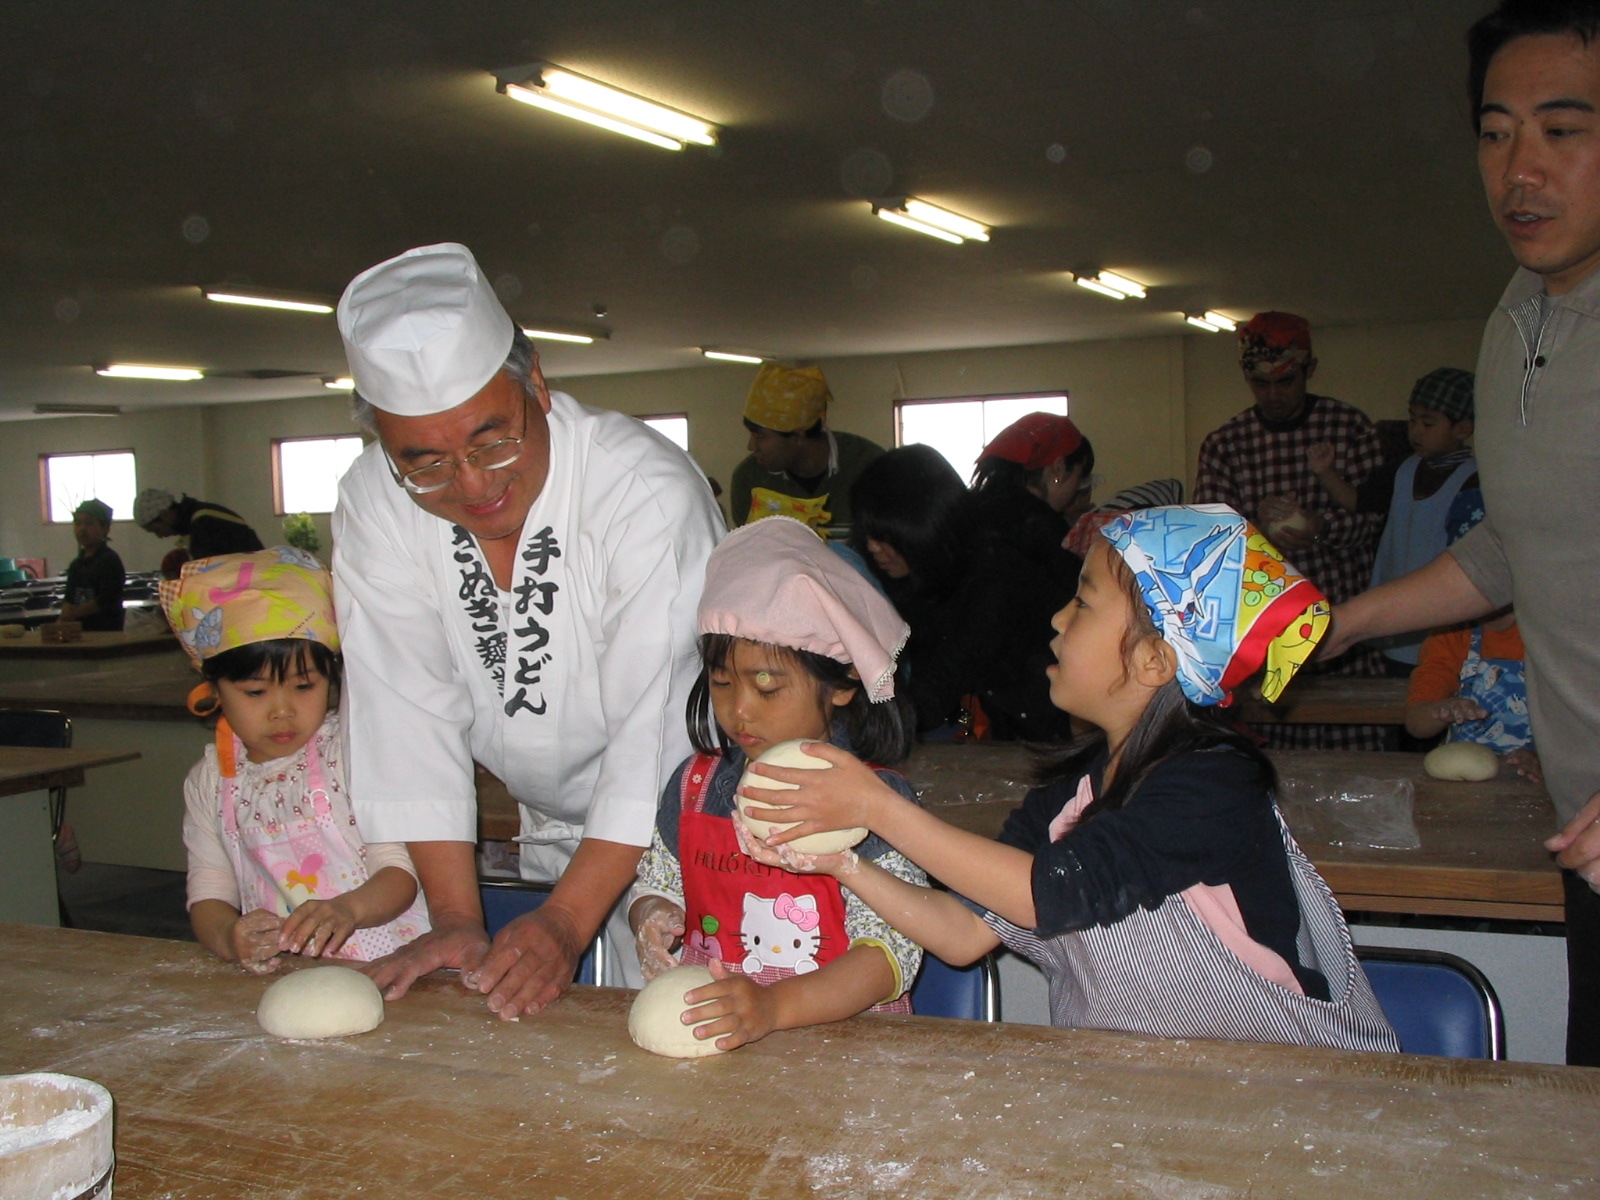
[628,965,727,1058]
[257,965,385,1039]
[735,738,868,856]
[1424,741,1500,782]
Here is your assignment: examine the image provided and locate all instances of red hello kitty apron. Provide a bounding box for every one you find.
[676,752,910,1013]
[218,721,428,962]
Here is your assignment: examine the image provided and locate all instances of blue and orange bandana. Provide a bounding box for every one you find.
[1098,504,1328,706]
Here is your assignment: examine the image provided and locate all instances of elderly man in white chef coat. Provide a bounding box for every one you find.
[332,243,721,1017]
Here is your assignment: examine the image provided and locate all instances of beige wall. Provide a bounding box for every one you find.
[0,315,1491,572]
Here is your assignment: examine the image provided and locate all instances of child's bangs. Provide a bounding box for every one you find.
[202,637,342,686]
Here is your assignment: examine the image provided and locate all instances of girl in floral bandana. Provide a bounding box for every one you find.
[628,517,930,1051]
[738,506,1398,1052]
[165,549,429,974]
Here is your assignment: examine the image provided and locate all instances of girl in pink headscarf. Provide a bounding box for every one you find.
[628,516,930,1051]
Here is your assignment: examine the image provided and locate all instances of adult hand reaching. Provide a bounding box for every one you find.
[468,903,587,1020]
[1548,790,1600,892]
[363,916,490,1001]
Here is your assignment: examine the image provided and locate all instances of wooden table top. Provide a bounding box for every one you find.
[4,925,1598,1199]
[0,628,176,659]
[0,653,197,721]
[478,743,1563,921]
[0,746,141,797]
[1236,675,1411,725]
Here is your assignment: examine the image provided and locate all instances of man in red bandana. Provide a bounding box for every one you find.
[1194,312,1387,750]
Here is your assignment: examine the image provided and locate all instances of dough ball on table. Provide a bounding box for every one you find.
[735,738,867,856]
[629,965,727,1058]
[1423,741,1500,782]
[257,966,385,1039]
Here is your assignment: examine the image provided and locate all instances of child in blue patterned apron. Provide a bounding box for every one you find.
[738,505,1399,1052]
[628,516,930,1051]
[1405,607,1538,779]
[165,549,430,975]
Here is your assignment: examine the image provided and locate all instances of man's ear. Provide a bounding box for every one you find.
[1135,636,1179,690]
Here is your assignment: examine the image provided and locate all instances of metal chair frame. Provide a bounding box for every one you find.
[1357,945,1506,1061]
[910,951,1002,1022]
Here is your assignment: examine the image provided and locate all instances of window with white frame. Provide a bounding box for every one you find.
[41,450,137,523]
[273,436,367,514]
[639,413,689,452]
[895,393,1069,484]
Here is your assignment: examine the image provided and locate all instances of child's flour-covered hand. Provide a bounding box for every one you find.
[739,741,900,848]
[683,958,780,1051]
[230,909,283,974]
[630,897,686,982]
[1435,696,1490,725]
[733,813,862,881]
[279,897,358,959]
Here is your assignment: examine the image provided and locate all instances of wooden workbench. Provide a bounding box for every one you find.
[481,744,1564,922]
[0,628,176,661]
[3,925,1597,1199]
[0,653,196,721]
[0,745,141,797]
[1236,675,1410,725]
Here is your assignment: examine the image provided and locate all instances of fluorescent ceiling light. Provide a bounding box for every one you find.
[203,289,333,314]
[323,377,355,390]
[1074,275,1130,300]
[701,349,765,364]
[872,198,989,245]
[522,327,595,344]
[1202,310,1237,332]
[1185,315,1225,332]
[497,65,718,152]
[1094,270,1147,299]
[96,364,203,381]
[1183,311,1239,333]
[35,403,121,416]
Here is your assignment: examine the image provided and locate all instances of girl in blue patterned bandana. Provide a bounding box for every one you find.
[737,504,1399,1051]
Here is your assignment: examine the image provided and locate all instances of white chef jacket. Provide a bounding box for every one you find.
[332,390,723,884]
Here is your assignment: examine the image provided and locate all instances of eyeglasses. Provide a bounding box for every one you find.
[385,396,530,495]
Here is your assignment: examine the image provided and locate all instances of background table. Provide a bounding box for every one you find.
[3,925,1597,1199]
[1236,676,1410,726]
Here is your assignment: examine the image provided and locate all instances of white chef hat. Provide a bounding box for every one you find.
[337,243,516,417]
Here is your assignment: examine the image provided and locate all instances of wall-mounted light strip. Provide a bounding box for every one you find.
[496,65,718,151]
[522,327,596,344]
[202,289,334,314]
[872,198,990,245]
[701,348,765,364]
[96,364,204,381]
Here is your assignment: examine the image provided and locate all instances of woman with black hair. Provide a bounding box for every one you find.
[970,412,1094,598]
[850,444,1071,741]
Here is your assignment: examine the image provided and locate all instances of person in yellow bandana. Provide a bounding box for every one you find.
[729,364,884,538]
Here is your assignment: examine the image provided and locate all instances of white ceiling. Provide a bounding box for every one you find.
[0,0,1511,421]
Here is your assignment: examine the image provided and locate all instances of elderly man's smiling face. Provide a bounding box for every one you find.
[1479,32,1600,295]
[373,364,553,543]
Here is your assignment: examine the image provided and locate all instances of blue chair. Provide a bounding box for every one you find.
[910,952,1000,1021]
[479,880,608,986]
[1357,946,1505,1060]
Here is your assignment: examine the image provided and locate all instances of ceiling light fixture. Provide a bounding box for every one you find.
[522,327,599,345]
[495,64,718,151]
[34,403,121,417]
[871,198,990,244]
[700,348,765,364]
[1074,270,1146,300]
[1184,311,1238,333]
[95,364,204,381]
[202,289,334,314]
[323,377,355,390]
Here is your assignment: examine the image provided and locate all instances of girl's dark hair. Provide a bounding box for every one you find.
[687,633,913,766]
[849,444,974,596]
[201,638,343,693]
[1038,547,1273,817]
[970,436,1096,498]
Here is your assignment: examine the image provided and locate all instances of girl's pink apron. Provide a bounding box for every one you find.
[677,752,911,1014]
[219,728,427,962]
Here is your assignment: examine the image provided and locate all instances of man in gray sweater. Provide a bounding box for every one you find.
[1326,0,1600,1065]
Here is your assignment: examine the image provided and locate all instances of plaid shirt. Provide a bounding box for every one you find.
[1194,394,1383,605]
[1195,395,1388,750]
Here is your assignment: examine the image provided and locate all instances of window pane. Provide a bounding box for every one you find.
[278,437,366,514]
[897,394,1068,485]
[640,414,689,452]
[45,451,137,523]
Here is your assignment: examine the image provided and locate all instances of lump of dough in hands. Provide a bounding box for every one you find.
[628,965,727,1058]
[1424,741,1500,782]
[735,738,868,856]
[257,965,385,1039]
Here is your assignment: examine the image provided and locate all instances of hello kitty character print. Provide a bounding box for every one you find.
[740,892,823,975]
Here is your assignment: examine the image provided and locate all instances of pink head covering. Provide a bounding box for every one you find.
[698,516,909,702]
